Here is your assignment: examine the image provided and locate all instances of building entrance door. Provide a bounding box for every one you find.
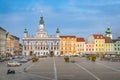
[50,51,54,57]
[30,51,33,56]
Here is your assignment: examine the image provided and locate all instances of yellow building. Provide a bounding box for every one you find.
[104,37,114,54]
[88,34,105,54]
[76,38,85,55]
[60,36,76,56]
[6,33,20,56]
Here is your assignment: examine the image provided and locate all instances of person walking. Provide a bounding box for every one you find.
[24,67,26,72]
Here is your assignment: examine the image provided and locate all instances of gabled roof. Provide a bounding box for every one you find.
[60,36,76,38]
[11,35,19,40]
[77,37,85,42]
[93,34,104,39]
[0,27,6,32]
[112,39,120,43]
[104,37,113,43]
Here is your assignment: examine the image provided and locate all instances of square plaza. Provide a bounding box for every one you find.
[1,57,120,80]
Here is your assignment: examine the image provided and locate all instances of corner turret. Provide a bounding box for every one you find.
[24,28,28,38]
[40,16,44,25]
[39,16,45,30]
[56,27,60,38]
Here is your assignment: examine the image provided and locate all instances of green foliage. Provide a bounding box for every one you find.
[86,55,91,60]
[86,54,97,62]
[47,53,50,57]
[64,56,69,62]
[32,57,39,62]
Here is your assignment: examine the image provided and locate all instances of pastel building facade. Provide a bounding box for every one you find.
[85,42,94,54]
[6,33,20,56]
[88,34,105,54]
[113,37,120,54]
[60,36,76,56]
[104,37,114,54]
[76,38,85,55]
[0,27,6,57]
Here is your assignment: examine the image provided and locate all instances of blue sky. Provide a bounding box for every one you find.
[0,0,120,42]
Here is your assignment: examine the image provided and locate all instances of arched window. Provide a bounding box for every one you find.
[54,47,56,50]
[41,47,42,50]
[51,47,53,50]
[38,52,40,55]
[44,47,45,50]
[57,42,59,45]
[44,52,45,55]
[57,52,59,55]
[38,46,40,50]
[24,46,26,50]
[35,52,37,55]
[51,42,53,46]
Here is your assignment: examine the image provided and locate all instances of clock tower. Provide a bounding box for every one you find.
[39,16,44,30]
[36,16,48,38]
[105,27,112,39]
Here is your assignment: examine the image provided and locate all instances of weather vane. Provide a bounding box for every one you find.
[40,10,43,16]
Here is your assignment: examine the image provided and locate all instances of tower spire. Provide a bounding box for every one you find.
[105,26,111,34]
[24,27,28,33]
[24,27,28,38]
[56,27,60,33]
[40,16,44,25]
[56,27,60,38]
[39,10,44,25]
[105,26,112,39]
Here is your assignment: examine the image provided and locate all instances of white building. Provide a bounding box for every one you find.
[76,37,85,55]
[22,16,60,56]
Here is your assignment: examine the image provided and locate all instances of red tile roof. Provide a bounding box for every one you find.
[60,36,76,38]
[77,38,85,42]
[104,37,113,43]
[93,34,104,39]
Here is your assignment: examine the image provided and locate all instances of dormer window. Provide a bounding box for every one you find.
[97,36,99,38]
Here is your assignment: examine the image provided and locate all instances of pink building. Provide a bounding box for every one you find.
[85,42,94,54]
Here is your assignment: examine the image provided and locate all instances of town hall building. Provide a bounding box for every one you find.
[22,16,60,56]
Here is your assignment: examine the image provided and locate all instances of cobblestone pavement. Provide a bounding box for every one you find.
[0,60,49,80]
[1,57,120,80]
[27,57,120,80]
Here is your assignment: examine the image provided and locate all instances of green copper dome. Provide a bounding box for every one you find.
[40,16,44,24]
[56,27,60,33]
[24,28,28,33]
[106,27,111,34]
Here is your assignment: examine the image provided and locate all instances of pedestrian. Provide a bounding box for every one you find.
[24,67,26,72]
